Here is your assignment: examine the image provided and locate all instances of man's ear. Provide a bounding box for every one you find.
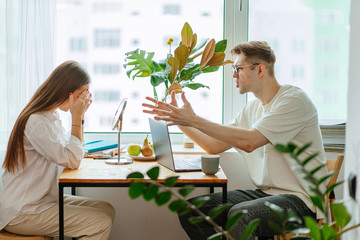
[258,64,265,78]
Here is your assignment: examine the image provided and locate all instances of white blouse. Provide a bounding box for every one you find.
[0,111,84,229]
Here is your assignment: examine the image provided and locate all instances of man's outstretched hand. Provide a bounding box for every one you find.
[142,91,197,126]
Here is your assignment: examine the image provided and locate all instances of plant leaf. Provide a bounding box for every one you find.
[310,163,327,175]
[178,206,192,216]
[179,64,202,81]
[189,216,204,224]
[304,216,321,240]
[164,176,179,187]
[302,153,319,166]
[189,33,197,53]
[214,39,227,52]
[175,44,190,71]
[201,66,220,73]
[167,56,180,84]
[325,181,343,196]
[218,59,234,66]
[182,82,206,90]
[150,71,167,87]
[127,172,144,179]
[226,210,247,231]
[207,232,223,240]
[267,221,282,235]
[147,167,159,180]
[206,52,225,67]
[192,196,211,208]
[200,39,216,67]
[295,142,312,157]
[331,201,351,230]
[169,199,186,212]
[208,203,229,219]
[155,191,172,206]
[124,49,155,79]
[168,82,182,94]
[143,185,159,201]
[241,219,260,240]
[317,172,335,185]
[265,201,285,222]
[321,223,337,240]
[179,185,195,197]
[310,196,324,212]
[191,39,208,55]
[129,182,145,199]
[181,22,193,47]
[274,144,292,153]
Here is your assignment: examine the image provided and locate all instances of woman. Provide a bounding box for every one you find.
[0,61,115,240]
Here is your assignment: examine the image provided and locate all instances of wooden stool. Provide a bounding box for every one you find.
[0,229,52,240]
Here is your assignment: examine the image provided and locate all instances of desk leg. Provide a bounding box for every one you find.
[222,184,227,239]
[59,185,64,240]
[71,186,76,195]
[210,186,214,193]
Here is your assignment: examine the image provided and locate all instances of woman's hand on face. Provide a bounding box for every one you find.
[69,90,92,119]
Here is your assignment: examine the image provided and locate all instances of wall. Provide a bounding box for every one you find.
[343,0,360,239]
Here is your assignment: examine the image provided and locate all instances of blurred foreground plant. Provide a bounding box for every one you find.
[127,167,259,240]
[267,142,360,240]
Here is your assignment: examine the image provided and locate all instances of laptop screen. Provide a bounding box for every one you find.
[149,118,176,171]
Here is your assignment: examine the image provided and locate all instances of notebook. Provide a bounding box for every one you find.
[85,140,118,153]
[149,118,202,172]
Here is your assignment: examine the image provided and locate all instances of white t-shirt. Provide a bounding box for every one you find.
[0,111,84,229]
[229,85,327,218]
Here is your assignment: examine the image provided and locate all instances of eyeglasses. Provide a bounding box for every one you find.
[232,63,260,75]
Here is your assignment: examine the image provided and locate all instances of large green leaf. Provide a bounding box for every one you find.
[267,221,282,235]
[127,172,144,179]
[143,185,159,201]
[208,203,229,219]
[265,201,285,222]
[202,66,220,73]
[226,210,247,231]
[332,201,351,230]
[164,176,179,187]
[191,39,208,55]
[192,196,211,208]
[150,71,167,87]
[124,49,155,79]
[241,219,260,240]
[179,64,202,81]
[155,191,172,206]
[295,142,312,157]
[147,167,159,180]
[321,223,337,240]
[182,82,206,90]
[310,196,324,212]
[178,185,195,197]
[304,216,321,240]
[214,39,227,52]
[129,182,145,199]
[169,200,186,212]
[181,22,193,47]
[188,216,204,224]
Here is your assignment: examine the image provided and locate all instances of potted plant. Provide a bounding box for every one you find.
[123,22,233,102]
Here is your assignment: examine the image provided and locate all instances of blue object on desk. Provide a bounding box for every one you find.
[85,140,118,153]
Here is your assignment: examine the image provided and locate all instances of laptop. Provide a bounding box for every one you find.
[149,118,202,172]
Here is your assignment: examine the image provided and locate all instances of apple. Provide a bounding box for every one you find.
[127,144,141,156]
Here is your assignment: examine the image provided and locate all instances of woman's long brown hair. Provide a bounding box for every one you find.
[2,61,91,173]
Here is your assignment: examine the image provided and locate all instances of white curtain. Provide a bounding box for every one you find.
[0,0,56,190]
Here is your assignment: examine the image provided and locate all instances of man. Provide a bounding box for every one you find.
[143,41,326,239]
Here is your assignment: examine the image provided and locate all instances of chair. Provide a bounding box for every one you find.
[276,154,344,240]
[0,229,53,240]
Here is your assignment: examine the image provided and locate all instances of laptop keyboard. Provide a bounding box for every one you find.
[175,158,201,170]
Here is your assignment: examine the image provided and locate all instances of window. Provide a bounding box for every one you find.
[70,38,87,52]
[56,0,224,133]
[249,0,350,122]
[94,29,120,48]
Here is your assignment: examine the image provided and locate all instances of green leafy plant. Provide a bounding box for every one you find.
[268,142,360,240]
[127,167,259,240]
[123,22,233,101]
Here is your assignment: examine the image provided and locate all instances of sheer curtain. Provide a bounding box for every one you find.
[0,0,55,190]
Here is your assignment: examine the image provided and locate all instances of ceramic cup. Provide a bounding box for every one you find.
[201,154,220,175]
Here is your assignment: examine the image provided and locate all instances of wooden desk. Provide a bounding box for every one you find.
[58,157,228,240]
